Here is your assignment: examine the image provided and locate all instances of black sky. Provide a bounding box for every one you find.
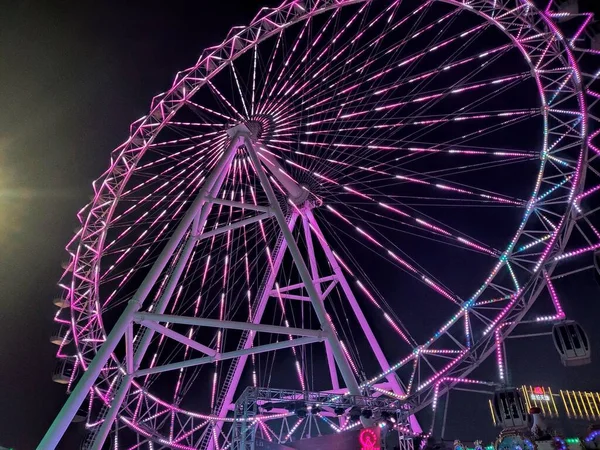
[0,1,599,449]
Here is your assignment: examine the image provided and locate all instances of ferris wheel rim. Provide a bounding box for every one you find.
[56,0,594,444]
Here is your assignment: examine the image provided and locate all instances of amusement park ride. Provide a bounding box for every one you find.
[39,0,600,449]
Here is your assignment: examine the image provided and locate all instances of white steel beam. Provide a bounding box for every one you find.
[194,212,274,241]
[138,319,217,356]
[272,293,312,301]
[205,196,273,213]
[134,336,323,377]
[134,312,327,338]
[245,136,361,396]
[271,275,337,294]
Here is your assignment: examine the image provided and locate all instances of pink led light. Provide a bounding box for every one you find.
[576,183,600,201]
[340,340,359,375]
[356,227,384,248]
[415,219,452,236]
[416,352,467,392]
[457,237,497,256]
[387,250,418,273]
[484,292,521,335]
[383,313,411,344]
[422,277,459,304]
[258,420,273,442]
[372,384,407,400]
[331,250,355,276]
[356,280,381,307]
[554,242,600,261]
[494,323,511,381]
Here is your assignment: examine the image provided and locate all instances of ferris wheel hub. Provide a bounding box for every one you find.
[244,114,275,141]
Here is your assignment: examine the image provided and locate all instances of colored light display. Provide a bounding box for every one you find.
[487,386,600,423]
[359,427,380,450]
[42,0,600,447]
[530,386,551,402]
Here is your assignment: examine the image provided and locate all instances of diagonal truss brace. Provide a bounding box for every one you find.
[134,336,324,377]
[134,312,329,338]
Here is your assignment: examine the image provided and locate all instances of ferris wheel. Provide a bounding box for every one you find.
[42,0,600,449]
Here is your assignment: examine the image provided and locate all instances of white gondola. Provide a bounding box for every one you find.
[552,321,591,366]
[493,388,528,428]
[53,297,70,308]
[49,324,72,346]
[52,357,75,385]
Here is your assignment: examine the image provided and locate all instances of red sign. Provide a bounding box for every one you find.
[533,386,544,395]
[359,428,381,450]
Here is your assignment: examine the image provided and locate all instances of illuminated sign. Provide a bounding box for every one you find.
[359,428,380,450]
[530,386,551,401]
[487,386,600,423]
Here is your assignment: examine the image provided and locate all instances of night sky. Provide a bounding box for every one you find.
[1,1,599,449]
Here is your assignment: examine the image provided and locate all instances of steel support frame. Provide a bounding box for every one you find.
[43,130,419,448]
[86,135,246,449]
[206,212,299,450]
[134,336,324,377]
[208,136,365,450]
[244,135,361,395]
[305,209,422,433]
[38,132,247,450]
[134,312,328,338]
[232,386,407,449]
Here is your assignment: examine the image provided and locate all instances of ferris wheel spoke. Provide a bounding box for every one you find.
[292,40,511,125]
[278,155,521,246]
[333,57,516,148]
[262,11,315,106]
[101,147,236,309]
[99,145,225,275]
[146,130,226,153]
[296,71,528,127]
[111,147,223,226]
[287,145,527,206]
[255,30,284,115]
[324,205,464,306]
[184,99,237,123]
[316,36,512,158]
[206,80,245,122]
[261,1,436,117]
[268,1,400,106]
[298,13,484,122]
[307,213,418,360]
[263,6,344,104]
[229,62,251,118]
[316,216,466,356]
